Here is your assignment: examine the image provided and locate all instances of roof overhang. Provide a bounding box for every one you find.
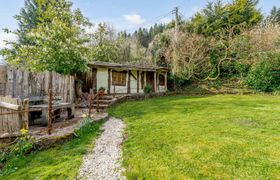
[88,61,168,72]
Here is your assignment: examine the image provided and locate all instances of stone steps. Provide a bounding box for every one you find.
[92,95,125,110]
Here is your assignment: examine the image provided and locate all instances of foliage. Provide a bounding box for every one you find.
[150,31,171,67]
[15,0,41,45]
[0,129,34,175]
[98,87,106,92]
[75,118,101,137]
[0,120,103,179]
[267,6,280,23]
[143,84,153,94]
[186,0,262,36]
[0,0,91,74]
[89,23,120,62]
[109,95,280,179]
[132,24,165,48]
[113,24,166,65]
[245,53,280,92]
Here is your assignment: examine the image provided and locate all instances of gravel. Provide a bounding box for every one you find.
[78,117,126,180]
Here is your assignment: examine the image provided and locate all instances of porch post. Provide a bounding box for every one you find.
[127,70,131,94]
[165,72,168,91]
[137,70,139,93]
[154,71,157,92]
[108,69,111,94]
[156,71,159,92]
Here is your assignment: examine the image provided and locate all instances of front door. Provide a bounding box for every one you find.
[146,72,155,92]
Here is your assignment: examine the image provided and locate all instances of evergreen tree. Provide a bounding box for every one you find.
[89,23,120,62]
[268,6,280,23]
[186,0,262,36]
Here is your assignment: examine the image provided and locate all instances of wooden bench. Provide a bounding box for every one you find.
[30,103,75,126]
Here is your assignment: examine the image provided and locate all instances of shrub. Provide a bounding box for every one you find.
[144,84,153,94]
[245,53,280,92]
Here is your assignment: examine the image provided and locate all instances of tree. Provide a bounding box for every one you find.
[267,6,280,23]
[15,0,41,44]
[89,23,120,62]
[186,0,262,36]
[1,0,91,75]
[246,53,280,92]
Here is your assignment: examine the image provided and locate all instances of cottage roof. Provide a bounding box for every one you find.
[88,61,168,72]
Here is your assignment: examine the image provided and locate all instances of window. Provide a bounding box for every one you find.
[159,74,165,86]
[112,71,127,86]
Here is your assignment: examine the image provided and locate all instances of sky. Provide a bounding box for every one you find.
[0,0,279,53]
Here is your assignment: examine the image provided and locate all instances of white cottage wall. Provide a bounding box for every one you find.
[130,70,138,94]
[96,68,109,93]
[96,67,167,94]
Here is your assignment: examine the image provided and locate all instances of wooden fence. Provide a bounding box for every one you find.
[0,96,26,138]
[0,65,75,103]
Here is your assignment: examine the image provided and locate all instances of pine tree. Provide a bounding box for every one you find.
[268,6,280,23]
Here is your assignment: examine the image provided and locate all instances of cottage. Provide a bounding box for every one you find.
[77,61,168,95]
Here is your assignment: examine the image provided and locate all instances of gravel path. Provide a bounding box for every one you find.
[78,117,126,180]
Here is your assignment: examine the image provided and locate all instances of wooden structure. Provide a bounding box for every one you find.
[30,103,75,126]
[0,65,76,138]
[0,65,75,103]
[0,96,28,138]
[77,61,168,95]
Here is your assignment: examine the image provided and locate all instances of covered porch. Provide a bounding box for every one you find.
[77,61,168,95]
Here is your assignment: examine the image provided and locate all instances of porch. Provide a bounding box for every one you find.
[76,61,168,95]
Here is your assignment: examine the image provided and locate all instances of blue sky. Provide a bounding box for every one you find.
[0,0,279,50]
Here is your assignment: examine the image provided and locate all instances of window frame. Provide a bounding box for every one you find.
[112,70,127,86]
[159,74,165,86]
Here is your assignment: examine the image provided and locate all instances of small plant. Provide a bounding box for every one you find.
[75,118,101,138]
[98,87,106,92]
[144,84,153,94]
[1,129,34,168]
[98,87,106,96]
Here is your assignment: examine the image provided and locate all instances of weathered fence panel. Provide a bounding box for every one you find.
[0,96,22,138]
[0,65,75,103]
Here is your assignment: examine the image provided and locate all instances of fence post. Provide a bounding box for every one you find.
[22,98,29,130]
[48,88,53,135]
[88,89,93,117]
[96,93,99,113]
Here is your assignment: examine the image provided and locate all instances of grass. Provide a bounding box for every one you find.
[109,95,280,179]
[0,119,103,180]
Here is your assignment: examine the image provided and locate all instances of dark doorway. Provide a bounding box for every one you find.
[146,72,155,92]
[77,68,97,94]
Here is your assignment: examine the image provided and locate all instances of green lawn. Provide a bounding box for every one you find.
[0,120,103,180]
[109,95,280,179]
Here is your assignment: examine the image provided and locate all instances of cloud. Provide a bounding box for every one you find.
[0,31,17,49]
[159,17,172,24]
[123,13,146,25]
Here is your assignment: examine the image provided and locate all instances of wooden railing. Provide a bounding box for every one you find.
[0,97,29,138]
